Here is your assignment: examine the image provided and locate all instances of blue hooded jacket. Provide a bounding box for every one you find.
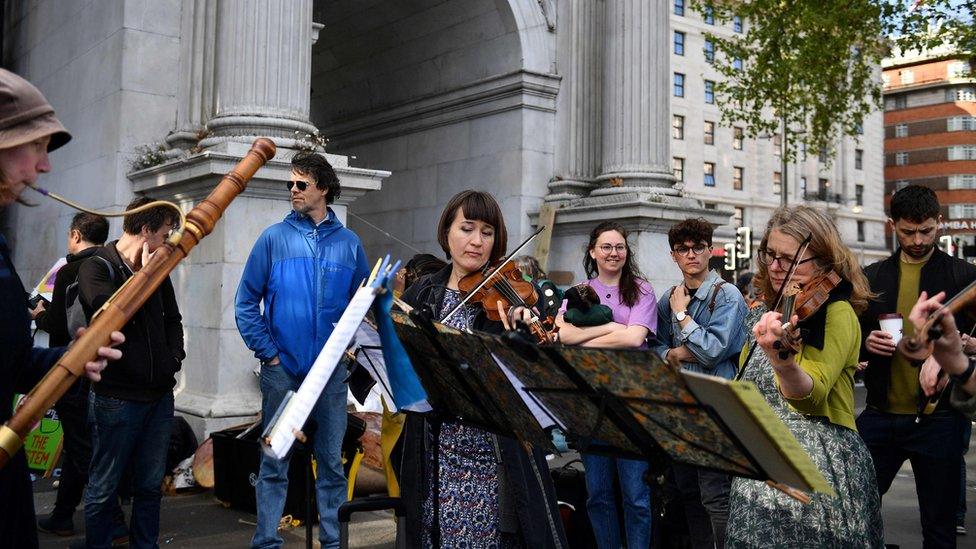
[235,209,370,383]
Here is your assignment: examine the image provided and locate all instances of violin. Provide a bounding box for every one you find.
[775,270,842,360]
[456,258,554,344]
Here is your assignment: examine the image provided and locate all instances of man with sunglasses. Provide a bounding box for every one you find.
[652,218,747,549]
[858,184,976,546]
[235,151,370,549]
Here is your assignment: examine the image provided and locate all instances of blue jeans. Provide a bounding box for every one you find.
[252,363,348,549]
[582,453,651,549]
[85,392,173,549]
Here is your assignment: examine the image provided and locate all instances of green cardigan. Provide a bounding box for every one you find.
[743,301,859,430]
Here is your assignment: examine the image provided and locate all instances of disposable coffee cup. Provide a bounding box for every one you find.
[878,313,904,345]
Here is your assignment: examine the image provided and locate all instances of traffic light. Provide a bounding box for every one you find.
[735,226,751,260]
[938,235,954,256]
[724,242,736,271]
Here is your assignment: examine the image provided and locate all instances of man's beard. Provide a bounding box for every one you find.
[903,241,935,259]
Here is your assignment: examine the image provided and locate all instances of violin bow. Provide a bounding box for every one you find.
[440,226,546,324]
[734,233,813,381]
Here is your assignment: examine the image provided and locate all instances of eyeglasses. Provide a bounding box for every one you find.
[286,180,312,192]
[672,245,709,256]
[597,244,627,254]
[756,248,817,269]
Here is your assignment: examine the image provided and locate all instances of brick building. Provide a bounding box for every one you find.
[883,50,976,257]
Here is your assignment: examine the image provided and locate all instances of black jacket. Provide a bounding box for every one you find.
[860,248,976,411]
[34,246,101,348]
[78,240,185,401]
[398,264,567,549]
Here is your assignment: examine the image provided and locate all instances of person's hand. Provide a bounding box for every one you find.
[753,311,798,368]
[30,299,46,319]
[74,328,125,382]
[909,291,968,376]
[139,242,158,270]
[670,286,691,317]
[667,346,695,363]
[961,333,976,356]
[919,356,949,398]
[856,361,869,372]
[864,330,897,357]
[497,302,535,331]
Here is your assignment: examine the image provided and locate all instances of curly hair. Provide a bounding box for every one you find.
[754,205,874,314]
[668,217,714,248]
[889,184,939,222]
[292,151,340,204]
[122,196,176,235]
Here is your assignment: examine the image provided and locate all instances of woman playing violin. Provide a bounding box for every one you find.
[399,190,566,548]
[726,205,883,547]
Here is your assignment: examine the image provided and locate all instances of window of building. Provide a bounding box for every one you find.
[855,123,864,135]
[704,120,715,145]
[855,184,864,206]
[895,151,908,165]
[674,73,685,97]
[819,148,829,163]
[674,31,685,55]
[948,116,976,131]
[949,61,971,78]
[674,0,685,16]
[773,171,781,195]
[895,123,908,137]
[895,95,907,109]
[704,40,714,64]
[901,70,914,85]
[819,178,830,194]
[704,80,715,104]
[949,175,976,190]
[733,57,743,71]
[949,146,976,161]
[800,176,807,195]
[772,133,782,155]
[733,206,744,227]
[672,115,685,140]
[733,15,743,33]
[673,157,684,182]
[855,149,863,170]
[733,127,744,150]
[703,6,714,24]
[857,221,865,242]
[895,180,910,191]
[733,166,743,190]
[948,88,976,102]
[704,162,715,187]
[949,204,976,219]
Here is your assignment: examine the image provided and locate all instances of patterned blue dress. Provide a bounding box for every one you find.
[421,289,518,548]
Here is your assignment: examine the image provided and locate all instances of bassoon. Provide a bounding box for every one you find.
[0,137,276,469]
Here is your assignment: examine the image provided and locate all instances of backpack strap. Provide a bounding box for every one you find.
[708,280,726,313]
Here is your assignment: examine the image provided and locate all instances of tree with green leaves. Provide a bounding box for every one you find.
[692,0,974,163]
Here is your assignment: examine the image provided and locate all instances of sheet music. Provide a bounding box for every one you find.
[265,285,378,459]
[491,352,562,430]
[354,322,396,413]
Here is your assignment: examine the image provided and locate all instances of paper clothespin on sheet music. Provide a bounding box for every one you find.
[261,255,402,460]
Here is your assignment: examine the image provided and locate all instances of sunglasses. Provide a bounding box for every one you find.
[286,180,313,192]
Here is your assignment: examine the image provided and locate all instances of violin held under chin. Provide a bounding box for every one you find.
[772,271,842,360]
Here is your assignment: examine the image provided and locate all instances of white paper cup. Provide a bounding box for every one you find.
[878,313,904,345]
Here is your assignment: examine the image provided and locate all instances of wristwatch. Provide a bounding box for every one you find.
[675,310,688,322]
[950,355,976,385]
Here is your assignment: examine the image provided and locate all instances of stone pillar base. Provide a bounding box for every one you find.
[530,192,734,291]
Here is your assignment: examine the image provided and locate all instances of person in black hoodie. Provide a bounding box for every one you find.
[858,184,976,546]
[78,196,185,549]
[399,190,567,549]
[0,68,122,549]
[33,212,111,537]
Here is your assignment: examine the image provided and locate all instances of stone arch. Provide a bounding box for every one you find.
[501,0,556,74]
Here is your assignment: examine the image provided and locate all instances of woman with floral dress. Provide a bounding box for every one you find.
[727,205,884,548]
[399,190,566,548]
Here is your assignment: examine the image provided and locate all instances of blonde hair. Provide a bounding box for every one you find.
[755,205,874,314]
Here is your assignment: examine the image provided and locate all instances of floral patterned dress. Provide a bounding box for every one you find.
[420,288,519,548]
[726,306,885,548]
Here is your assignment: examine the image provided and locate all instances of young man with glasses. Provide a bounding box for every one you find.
[652,218,747,549]
[235,151,370,549]
[858,184,976,545]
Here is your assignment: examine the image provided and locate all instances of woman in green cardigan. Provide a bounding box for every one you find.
[726,206,884,548]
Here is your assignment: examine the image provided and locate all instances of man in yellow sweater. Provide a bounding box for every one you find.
[859,185,976,547]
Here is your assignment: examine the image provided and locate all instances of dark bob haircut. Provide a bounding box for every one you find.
[436,190,507,265]
[122,196,176,236]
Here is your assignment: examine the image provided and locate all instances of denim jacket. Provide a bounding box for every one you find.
[652,271,748,380]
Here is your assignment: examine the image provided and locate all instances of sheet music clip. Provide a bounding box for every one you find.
[262,390,298,456]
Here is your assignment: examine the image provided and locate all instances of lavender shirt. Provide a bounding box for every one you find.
[560,277,658,348]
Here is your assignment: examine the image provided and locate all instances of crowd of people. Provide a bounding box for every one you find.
[3,65,976,549]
